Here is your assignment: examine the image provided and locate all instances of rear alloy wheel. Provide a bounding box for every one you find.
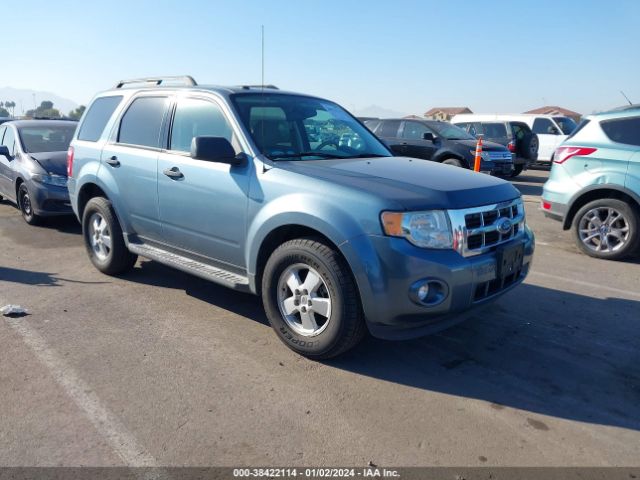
[573,199,639,260]
[18,184,42,225]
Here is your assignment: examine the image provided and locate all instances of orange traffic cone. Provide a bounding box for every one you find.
[474,136,483,172]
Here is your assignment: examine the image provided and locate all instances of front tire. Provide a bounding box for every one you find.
[573,199,639,260]
[441,158,463,168]
[262,238,366,359]
[82,197,137,275]
[18,184,42,225]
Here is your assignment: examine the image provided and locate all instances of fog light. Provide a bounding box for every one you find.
[417,284,430,301]
[409,279,449,306]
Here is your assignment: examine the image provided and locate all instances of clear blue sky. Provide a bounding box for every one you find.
[5,0,640,116]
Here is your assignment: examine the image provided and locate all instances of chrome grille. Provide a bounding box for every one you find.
[448,198,525,257]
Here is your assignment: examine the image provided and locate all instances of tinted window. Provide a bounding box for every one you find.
[118,97,168,148]
[377,120,401,137]
[553,116,578,135]
[600,117,640,146]
[364,120,381,132]
[510,122,530,140]
[425,121,475,140]
[78,96,123,142]
[170,98,234,153]
[532,118,557,135]
[401,121,432,140]
[481,122,508,138]
[18,125,77,153]
[1,127,16,156]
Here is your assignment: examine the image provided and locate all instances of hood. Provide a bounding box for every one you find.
[275,156,520,210]
[453,139,509,151]
[29,151,68,176]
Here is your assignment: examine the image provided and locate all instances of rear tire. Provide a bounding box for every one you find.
[82,197,137,275]
[510,164,524,178]
[18,184,42,225]
[441,158,464,168]
[261,238,366,359]
[572,198,639,260]
[520,133,539,161]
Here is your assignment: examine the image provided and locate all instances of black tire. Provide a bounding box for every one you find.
[82,197,137,275]
[441,157,464,168]
[510,164,525,178]
[572,198,639,260]
[520,133,539,161]
[18,183,42,225]
[261,238,366,359]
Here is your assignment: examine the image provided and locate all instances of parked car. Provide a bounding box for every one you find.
[452,114,577,164]
[0,120,78,224]
[541,105,640,260]
[451,117,538,177]
[365,118,514,176]
[68,76,534,358]
[0,117,13,126]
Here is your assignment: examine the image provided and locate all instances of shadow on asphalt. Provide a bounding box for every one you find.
[0,267,108,286]
[122,260,640,432]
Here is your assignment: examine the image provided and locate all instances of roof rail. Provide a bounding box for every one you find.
[114,76,197,89]
[240,84,279,90]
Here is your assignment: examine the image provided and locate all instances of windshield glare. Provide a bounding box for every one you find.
[425,121,475,140]
[18,125,77,153]
[553,117,578,135]
[231,94,391,160]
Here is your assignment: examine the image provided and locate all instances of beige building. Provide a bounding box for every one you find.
[423,107,472,121]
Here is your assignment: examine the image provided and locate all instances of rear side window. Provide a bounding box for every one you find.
[77,96,123,142]
[600,117,640,146]
[377,120,401,137]
[118,96,168,148]
[532,118,557,135]
[481,122,508,138]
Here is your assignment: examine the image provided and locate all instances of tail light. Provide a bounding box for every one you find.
[553,146,597,164]
[541,201,551,210]
[67,146,74,177]
[507,140,516,153]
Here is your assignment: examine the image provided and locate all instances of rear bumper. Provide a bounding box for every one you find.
[341,228,534,340]
[487,161,514,176]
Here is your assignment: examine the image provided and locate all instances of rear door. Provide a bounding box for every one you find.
[157,95,249,267]
[100,95,170,241]
[374,120,402,155]
[600,116,640,194]
[532,117,564,161]
[400,120,438,160]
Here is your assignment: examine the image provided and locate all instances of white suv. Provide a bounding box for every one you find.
[451,114,578,163]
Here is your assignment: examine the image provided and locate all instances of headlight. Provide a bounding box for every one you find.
[32,173,68,187]
[470,150,492,161]
[381,210,453,249]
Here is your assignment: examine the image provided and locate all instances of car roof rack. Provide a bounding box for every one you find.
[114,76,197,89]
[239,84,279,90]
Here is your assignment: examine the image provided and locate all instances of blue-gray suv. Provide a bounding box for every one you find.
[68,76,534,358]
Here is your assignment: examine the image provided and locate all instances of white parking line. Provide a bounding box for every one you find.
[530,271,640,299]
[5,317,158,467]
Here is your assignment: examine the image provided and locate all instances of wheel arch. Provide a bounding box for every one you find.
[564,186,640,230]
[434,150,469,168]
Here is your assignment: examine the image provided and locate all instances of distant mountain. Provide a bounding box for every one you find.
[0,87,79,117]
[352,104,408,119]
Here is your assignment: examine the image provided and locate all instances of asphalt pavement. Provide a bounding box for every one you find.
[1,169,639,467]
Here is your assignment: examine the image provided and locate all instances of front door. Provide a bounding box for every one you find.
[400,121,438,160]
[157,96,249,268]
[532,117,566,161]
[0,126,17,199]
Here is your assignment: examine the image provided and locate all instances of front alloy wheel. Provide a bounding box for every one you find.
[88,212,113,261]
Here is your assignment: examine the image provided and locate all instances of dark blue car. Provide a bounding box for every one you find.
[0,119,78,224]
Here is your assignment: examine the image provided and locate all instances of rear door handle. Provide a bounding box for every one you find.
[105,156,120,167]
[163,167,184,179]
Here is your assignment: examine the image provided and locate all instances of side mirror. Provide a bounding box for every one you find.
[190,136,245,166]
[0,145,11,159]
[422,132,435,142]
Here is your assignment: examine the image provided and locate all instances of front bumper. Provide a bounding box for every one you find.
[341,228,534,340]
[485,161,514,176]
[27,180,73,216]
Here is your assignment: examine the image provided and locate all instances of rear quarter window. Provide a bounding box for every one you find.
[600,117,640,147]
[77,96,123,142]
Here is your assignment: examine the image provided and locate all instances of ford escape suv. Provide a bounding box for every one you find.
[542,106,640,260]
[68,76,534,359]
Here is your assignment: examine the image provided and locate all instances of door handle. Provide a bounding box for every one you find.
[105,156,120,167]
[163,167,184,179]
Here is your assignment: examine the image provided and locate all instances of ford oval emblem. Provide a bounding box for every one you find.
[496,217,512,234]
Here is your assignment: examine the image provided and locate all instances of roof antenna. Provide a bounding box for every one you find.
[620,90,633,106]
[261,25,265,89]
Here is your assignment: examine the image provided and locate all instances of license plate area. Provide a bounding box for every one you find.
[496,241,524,279]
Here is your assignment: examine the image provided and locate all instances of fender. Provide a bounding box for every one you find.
[433,150,468,167]
[564,182,640,229]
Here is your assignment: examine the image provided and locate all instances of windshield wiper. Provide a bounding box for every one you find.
[343,153,390,158]
[269,151,344,160]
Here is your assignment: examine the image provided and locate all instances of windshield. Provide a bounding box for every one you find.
[424,121,475,140]
[231,94,391,160]
[18,125,77,153]
[553,116,578,135]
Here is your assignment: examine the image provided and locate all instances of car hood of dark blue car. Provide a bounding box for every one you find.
[276,156,520,210]
[29,151,68,176]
